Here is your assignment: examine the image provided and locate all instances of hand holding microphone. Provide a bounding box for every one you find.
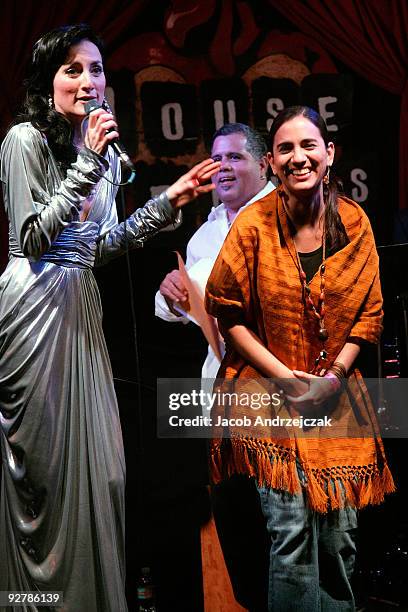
[84,99,135,171]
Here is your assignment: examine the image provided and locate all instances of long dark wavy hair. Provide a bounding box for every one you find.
[16,24,104,174]
[268,105,348,252]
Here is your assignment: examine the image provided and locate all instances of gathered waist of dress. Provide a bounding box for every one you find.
[8,222,99,269]
[42,223,98,269]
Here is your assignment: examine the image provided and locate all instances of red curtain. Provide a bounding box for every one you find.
[268,0,408,209]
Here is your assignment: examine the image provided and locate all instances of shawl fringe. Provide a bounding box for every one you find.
[211,437,395,513]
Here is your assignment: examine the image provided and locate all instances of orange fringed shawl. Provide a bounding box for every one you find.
[205,191,395,513]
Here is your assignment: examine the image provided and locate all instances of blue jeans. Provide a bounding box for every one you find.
[257,485,357,611]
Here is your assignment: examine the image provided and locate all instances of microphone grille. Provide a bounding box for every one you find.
[84,99,101,115]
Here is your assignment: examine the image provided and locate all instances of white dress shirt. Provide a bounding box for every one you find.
[155,181,275,380]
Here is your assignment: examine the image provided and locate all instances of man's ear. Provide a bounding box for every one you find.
[259,155,268,178]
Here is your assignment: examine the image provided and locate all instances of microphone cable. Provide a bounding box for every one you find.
[117,183,145,456]
[80,108,144,451]
[81,106,145,452]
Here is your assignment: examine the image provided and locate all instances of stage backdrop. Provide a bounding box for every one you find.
[0,0,406,273]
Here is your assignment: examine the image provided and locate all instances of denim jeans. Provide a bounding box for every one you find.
[257,485,357,612]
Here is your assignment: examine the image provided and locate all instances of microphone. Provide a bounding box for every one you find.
[84,99,135,171]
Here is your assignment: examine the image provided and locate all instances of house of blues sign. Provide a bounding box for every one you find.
[105,1,376,217]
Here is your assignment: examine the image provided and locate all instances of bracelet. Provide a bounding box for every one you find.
[325,361,347,394]
[329,361,347,380]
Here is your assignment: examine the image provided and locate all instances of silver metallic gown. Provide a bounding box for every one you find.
[0,123,177,611]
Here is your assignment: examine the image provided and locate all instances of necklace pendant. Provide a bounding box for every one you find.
[318,327,329,341]
[313,349,328,373]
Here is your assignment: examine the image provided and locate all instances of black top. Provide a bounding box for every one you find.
[299,245,323,283]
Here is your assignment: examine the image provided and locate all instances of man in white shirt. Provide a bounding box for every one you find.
[155,123,275,379]
[155,123,274,611]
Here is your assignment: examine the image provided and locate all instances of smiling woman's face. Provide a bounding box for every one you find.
[269,115,334,200]
[52,39,105,127]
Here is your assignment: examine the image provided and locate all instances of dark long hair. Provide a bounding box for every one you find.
[268,105,348,252]
[16,24,104,174]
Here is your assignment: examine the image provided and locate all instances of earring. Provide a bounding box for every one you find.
[48,95,53,109]
[275,175,284,195]
[323,167,330,184]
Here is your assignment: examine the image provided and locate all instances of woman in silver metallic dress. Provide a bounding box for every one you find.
[0,24,219,611]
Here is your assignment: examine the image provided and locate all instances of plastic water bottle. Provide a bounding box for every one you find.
[137,567,156,611]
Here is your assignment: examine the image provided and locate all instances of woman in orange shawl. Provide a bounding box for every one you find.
[205,106,394,611]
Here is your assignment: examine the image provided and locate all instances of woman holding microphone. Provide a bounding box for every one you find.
[0,23,219,611]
